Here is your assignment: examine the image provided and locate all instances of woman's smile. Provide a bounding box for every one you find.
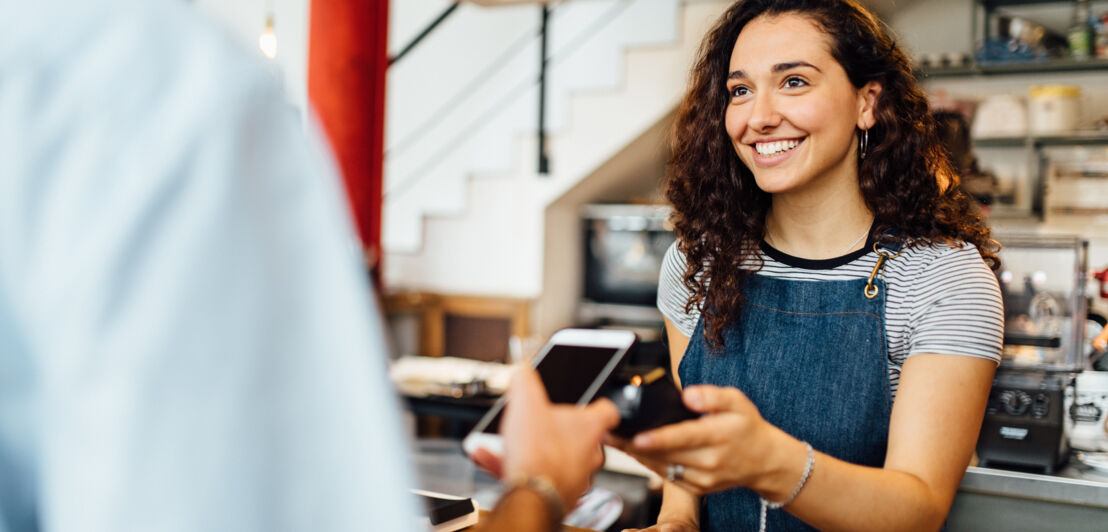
[749,137,806,166]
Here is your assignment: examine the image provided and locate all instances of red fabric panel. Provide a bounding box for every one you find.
[307,0,388,269]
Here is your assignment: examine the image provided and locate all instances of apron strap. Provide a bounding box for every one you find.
[864,232,904,300]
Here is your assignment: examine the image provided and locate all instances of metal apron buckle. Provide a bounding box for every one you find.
[864,240,902,299]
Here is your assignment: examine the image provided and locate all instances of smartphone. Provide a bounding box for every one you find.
[462,328,636,458]
[606,367,699,438]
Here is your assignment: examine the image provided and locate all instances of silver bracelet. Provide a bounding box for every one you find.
[759,442,815,532]
[506,474,565,530]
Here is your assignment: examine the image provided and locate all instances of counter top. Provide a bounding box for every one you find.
[960,461,1108,508]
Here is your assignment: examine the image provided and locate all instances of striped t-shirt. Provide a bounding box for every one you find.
[657,238,1005,398]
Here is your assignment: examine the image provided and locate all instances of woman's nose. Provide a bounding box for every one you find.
[746,93,781,132]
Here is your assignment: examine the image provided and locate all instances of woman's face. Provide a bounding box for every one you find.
[724,13,880,196]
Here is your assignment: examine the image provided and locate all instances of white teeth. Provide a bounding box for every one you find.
[755,139,801,156]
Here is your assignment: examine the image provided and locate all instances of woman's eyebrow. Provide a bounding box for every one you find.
[773,61,821,73]
[728,61,822,80]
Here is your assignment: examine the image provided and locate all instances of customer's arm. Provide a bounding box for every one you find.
[477,488,561,532]
[16,5,418,530]
[475,367,620,531]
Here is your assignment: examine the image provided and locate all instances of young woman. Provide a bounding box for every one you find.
[613,1,1004,531]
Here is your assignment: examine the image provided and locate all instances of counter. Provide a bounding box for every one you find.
[414,439,651,531]
[950,461,1108,531]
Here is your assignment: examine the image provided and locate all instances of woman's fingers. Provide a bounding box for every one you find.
[637,446,727,471]
[616,448,712,494]
[631,415,728,452]
[622,524,699,532]
[684,384,753,414]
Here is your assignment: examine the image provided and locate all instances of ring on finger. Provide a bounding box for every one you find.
[665,463,685,482]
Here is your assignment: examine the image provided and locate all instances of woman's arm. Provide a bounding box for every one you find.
[665,318,691,388]
[781,353,995,531]
[622,353,995,532]
[643,318,700,531]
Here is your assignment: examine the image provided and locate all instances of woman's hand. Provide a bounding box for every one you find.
[621,520,699,532]
[1093,323,1108,352]
[609,384,804,498]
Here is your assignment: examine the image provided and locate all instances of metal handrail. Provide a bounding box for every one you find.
[389,2,461,66]
[385,21,544,162]
[385,0,639,199]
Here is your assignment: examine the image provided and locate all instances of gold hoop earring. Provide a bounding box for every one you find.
[859,129,869,160]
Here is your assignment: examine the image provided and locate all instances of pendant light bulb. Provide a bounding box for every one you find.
[259,14,277,59]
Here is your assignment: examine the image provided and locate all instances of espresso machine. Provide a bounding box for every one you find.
[976,234,1087,474]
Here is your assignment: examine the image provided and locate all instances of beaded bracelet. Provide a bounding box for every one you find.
[758,442,815,532]
[505,474,565,531]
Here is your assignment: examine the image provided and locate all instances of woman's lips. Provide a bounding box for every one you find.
[749,137,805,166]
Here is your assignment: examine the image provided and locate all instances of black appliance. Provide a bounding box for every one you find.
[579,204,675,369]
[977,369,1074,474]
[977,234,1088,474]
[581,204,674,314]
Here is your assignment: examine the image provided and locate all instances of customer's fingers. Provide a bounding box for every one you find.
[507,366,550,410]
[583,397,621,432]
[470,447,504,479]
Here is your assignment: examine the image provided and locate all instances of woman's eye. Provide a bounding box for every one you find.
[729,85,750,98]
[784,77,808,89]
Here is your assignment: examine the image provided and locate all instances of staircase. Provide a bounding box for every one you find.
[383,0,729,298]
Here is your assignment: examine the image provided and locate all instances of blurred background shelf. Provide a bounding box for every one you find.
[975,132,1108,148]
[982,0,1092,7]
[920,58,1108,78]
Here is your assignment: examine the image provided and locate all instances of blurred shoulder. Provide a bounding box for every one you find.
[1,0,280,114]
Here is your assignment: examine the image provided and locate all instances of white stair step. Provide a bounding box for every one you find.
[385,1,730,295]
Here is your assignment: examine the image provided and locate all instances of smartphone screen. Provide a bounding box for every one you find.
[480,344,623,433]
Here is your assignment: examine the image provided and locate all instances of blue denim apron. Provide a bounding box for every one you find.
[678,256,895,531]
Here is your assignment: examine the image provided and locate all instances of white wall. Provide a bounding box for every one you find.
[887,0,974,58]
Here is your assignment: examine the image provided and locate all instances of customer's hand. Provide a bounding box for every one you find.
[609,384,801,497]
[497,366,621,509]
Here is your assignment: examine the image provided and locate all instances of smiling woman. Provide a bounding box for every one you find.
[725,15,879,199]
[611,1,1006,532]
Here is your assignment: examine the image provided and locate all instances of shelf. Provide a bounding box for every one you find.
[1038,133,1108,146]
[973,132,1108,148]
[974,136,1028,148]
[919,58,1108,79]
[981,0,1081,7]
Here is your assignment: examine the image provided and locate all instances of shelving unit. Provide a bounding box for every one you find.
[977,0,1105,40]
[975,132,1108,148]
[920,58,1108,78]
[921,0,1108,219]
[917,0,1108,79]
[981,0,1086,10]
[971,133,1108,219]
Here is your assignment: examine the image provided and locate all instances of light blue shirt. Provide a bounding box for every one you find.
[0,1,418,530]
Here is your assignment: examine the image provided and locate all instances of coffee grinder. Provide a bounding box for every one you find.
[977,234,1087,474]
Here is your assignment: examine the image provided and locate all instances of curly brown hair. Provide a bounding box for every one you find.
[666,0,999,347]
